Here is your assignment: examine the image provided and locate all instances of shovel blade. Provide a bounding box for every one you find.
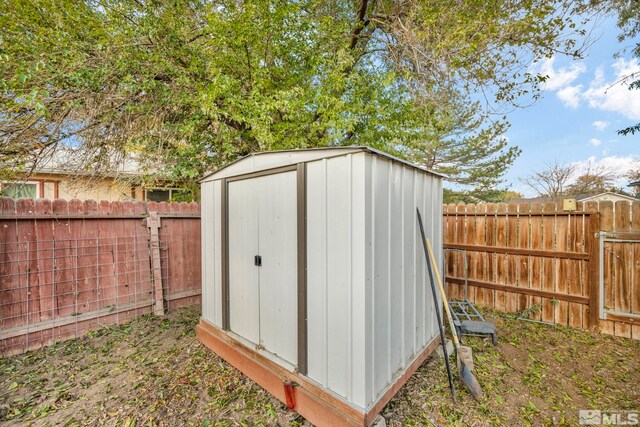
[459,363,484,401]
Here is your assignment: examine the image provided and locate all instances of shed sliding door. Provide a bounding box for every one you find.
[227,171,298,367]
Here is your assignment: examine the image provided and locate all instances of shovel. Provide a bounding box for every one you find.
[416,209,484,401]
[416,209,457,402]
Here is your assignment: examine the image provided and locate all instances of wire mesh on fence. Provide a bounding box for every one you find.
[0,234,170,356]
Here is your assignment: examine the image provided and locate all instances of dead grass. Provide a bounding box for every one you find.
[1,306,638,426]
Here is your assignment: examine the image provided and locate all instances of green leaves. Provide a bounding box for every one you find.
[0,0,587,190]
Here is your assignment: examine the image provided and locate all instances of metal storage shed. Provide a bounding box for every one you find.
[196,146,443,426]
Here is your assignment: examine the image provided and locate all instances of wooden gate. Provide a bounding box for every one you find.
[443,200,640,339]
[597,201,640,338]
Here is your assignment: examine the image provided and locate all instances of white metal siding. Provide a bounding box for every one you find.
[306,153,367,409]
[350,154,368,409]
[201,181,216,324]
[256,172,298,365]
[363,154,373,410]
[402,166,416,364]
[365,154,441,407]
[204,148,362,181]
[202,180,223,327]
[227,172,298,366]
[414,173,425,350]
[430,177,443,340]
[213,180,223,327]
[228,178,261,344]
[201,149,442,412]
[371,155,390,398]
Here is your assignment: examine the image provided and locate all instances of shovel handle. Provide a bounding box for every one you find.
[417,208,457,402]
[426,238,461,349]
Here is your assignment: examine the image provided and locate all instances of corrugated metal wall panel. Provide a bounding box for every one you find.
[306,158,329,387]
[228,178,261,344]
[213,180,223,327]
[202,179,224,328]
[257,171,298,365]
[326,156,351,397]
[372,156,391,397]
[365,155,441,407]
[402,167,416,364]
[430,177,444,340]
[350,153,368,409]
[201,181,216,324]
[363,153,374,410]
[202,150,441,412]
[413,173,426,352]
[389,162,404,376]
[421,171,437,342]
[306,153,368,409]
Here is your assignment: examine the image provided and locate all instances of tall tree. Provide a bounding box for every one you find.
[443,188,524,204]
[565,162,616,195]
[1,0,587,190]
[520,161,578,197]
[627,160,640,181]
[625,160,640,196]
[522,160,621,198]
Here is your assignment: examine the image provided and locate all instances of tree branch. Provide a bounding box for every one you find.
[349,0,370,50]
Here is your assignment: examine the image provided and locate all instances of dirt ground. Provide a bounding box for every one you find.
[1,306,638,426]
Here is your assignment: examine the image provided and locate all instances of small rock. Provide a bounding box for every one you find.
[434,340,454,359]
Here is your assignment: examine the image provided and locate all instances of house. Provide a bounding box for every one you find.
[1,148,190,202]
[576,192,638,204]
[630,180,640,198]
[510,192,638,205]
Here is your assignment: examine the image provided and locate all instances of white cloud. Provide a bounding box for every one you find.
[537,57,640,119]
[582,58,640,120]
[588,138,602,146]
[569,155,639,187]
[592,120,609,131]
[534,57,587,91]
[557,85,582,108]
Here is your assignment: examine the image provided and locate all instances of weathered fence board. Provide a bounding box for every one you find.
[443,200,640,340]
[0,198,201,356]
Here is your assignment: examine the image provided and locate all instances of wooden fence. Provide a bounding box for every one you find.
[0,198,201,356]
[443,201,640,340]
[3,196,638,356]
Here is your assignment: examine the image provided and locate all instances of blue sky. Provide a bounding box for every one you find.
[501,15,640,196]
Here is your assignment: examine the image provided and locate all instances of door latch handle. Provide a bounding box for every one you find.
[254,255,262,266]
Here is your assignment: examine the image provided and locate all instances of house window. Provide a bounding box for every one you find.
[1,182,39,199]
[145,188,190,202]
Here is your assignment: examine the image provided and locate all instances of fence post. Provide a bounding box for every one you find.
[587,212,601,332]
[147,211,165,316]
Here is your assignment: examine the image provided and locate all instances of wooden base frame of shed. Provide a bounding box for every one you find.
[196,319,440,427]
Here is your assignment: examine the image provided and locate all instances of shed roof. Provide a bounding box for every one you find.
[199,146,444,182]
[576,191,638,202]
[510,192,639,204]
